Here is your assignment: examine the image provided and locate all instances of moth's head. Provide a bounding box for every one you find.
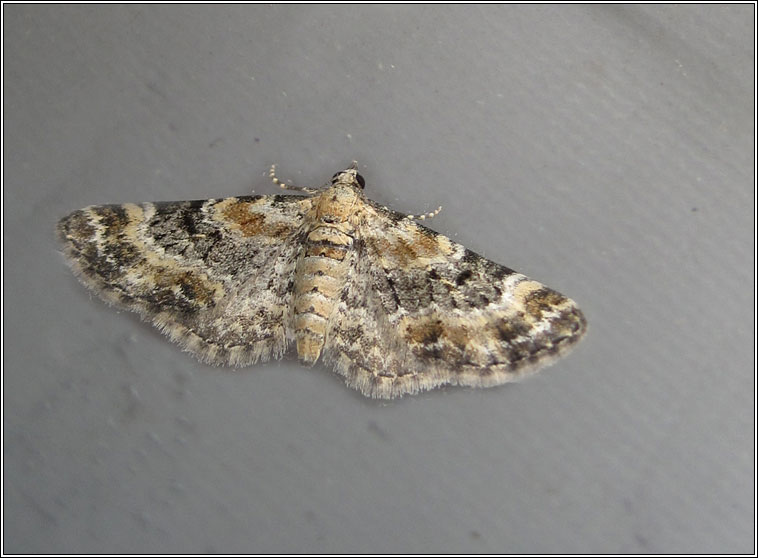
[331,162,366,190]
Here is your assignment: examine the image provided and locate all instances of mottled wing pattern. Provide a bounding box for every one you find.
[57,195,313,366]
[324,203,587,398]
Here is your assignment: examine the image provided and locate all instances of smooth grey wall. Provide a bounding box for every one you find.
[4,5,754,553]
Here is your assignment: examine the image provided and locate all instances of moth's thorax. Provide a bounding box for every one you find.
[293,183,361,364]
[312,182,365,228]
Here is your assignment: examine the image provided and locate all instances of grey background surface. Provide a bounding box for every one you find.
[3,5,754,553]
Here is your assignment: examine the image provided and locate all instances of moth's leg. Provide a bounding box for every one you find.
[269,164,320,194]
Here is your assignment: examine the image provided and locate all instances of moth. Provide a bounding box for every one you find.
[57,163,586,398]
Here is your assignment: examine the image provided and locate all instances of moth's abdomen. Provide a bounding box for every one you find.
[293,226,353,364]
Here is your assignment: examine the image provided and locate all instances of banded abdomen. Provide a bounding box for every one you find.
[292,225,353,364]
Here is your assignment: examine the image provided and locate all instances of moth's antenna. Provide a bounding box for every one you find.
[269,165,320,194]
[406,206,443,221]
